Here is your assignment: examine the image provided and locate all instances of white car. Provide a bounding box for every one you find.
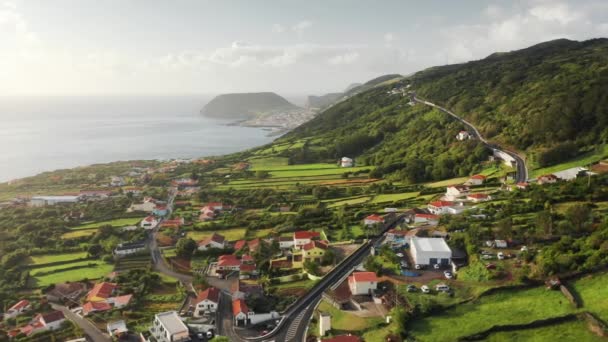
[521,246,529,252]
[444,270,453,279]
[433,264,440,269]
[481,254,494,260]
[435,284,451,292]
[421,285,430,293]
[415,264,422,270]
[497,252,505,260]
[396,253,404,258]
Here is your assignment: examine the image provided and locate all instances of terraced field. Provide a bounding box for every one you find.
[71,217,144,230]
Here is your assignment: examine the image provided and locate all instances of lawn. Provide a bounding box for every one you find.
[370,192,419,204]
[28,252,89,265]
[71,217,144,230]
[61,229,97,239]
[572,272,608,321]
[271,278,317,291]
[426,176,470,188]
[408,286,576,342]
[187,228,247,241]
[29,259,100,275]
[269,166,371,178]
[326,196,371,208]
[311,300,384,334]
[531,144,608,178]
[29,262,113,287]
[483,319,604,342]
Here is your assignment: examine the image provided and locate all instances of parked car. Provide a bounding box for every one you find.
[421,285,430,293]
[433,263,440,269]
[481,250,493,255]
[400,261,409,269]
[521,246,529,252]
[444,270,453,279]
[396,252,404,258]
[481,254,494,260]
[497,252,505,260]
[435,284,450,292]
[415,264,423,270]
[406,284,417,292]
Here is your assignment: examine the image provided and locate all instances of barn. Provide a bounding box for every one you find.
[410,237,452,266]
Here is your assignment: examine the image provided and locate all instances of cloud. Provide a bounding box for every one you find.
[328,52,359,65]
[272,23,285,33]
[292,20,312,34]
[384,32,396,47]
[529,3,582,24]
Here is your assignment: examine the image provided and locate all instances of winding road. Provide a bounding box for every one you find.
[413,95,528,183]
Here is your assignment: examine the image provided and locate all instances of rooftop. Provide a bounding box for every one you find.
[411,237,452,253]
[155,311,188,335]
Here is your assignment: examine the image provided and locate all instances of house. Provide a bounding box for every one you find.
[171,178,198,188]
[467,193,491,202]
[234,240,247,252]
[321,335,362,342]
[247,238,261,252]
[410,237,452,266]
[231,280,264,300]
[495,240,508,248]
[141,215,159,229]
[386,229,409,242]
[30,195,80,207]
[363,214,384,226]
[340,157,354,168]
[445,185,470,200]
[279,236,294,249]
[515,182,530,190]
[217,255,241,271]
[83,301,112,316]
[293,231,321,249]
[466,174,487,185]
[456,130,470,141]
[194,287,220,316]
[348,272,378,295]
[150,311,189,342]
[537,174,558,185]
[199,206,215,221]
[153,204,169,217]
[302,240,329,263]
[553,167,591,181]
[197,233,226,251]
[108,294,132,309]
[114,242,146,257]
[3,300,31,320]
[123,186,143,195]
[45,282,88,303]
[160,217,184,228]
[107,320,128,338]
[87,282,117,302]
[79,190,112,199]
[9,311,66,338]
[110,176,125,187]
[205,202,224,211]
[428,201,457,215]
[232,299,250,326]
[414,213,440,224]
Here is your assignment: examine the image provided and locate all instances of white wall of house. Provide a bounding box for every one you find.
[248,311,280,325]
[194,300,218,316]
[411,241,452,265]
[349,280,377,295]
[198,240,224,251]
[279,240,294,249]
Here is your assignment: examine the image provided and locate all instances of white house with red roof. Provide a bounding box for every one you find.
[466,174,487,186]
[205,202,224,211]
[8,311,65,338]
[363,214,384,226]
[199,206,215,221]
[232,299,250,326]
[414,213,440,224]
[467,193,491,202]
[537,174,559,185]
[445,185,470,201]
[3,299,31,320]
[293,231,321,250]
[515,182,530,190]
[160,217,184,228]
[428,201,463,215]
[82,282,132,316]
[197,233,226,251]
[140,215,159,229]
[278,236,294,249]
[348,272,378,295]
[194,287,220,316]
[386,229,409,242]
[217,255,242,271]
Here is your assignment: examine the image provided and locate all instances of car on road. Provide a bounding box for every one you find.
[396,252,404,258]
[406,284,417,292]
[481,254,494,260]
[400,261,409,269]
[481,250,493,255]
[421,285,430,293]
[435,284,451,293]
[444,270,453,279]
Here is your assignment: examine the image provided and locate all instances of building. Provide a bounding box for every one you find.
[232,299,250,326]
[87,282,117,302]
[410,237,452,266]
[515,182,530,190]
[363,214,384,226]
[110,176,125,187]
[141,216,159,229]
[199,206,215,221]
[302,240,329,263]
[160,218,184,229]
[45,282,87,303]
[107,320,128,338]
[466,174,487,185]
[537,174,559,185]
[83,301,112,316]
[217,255,241,272]
[234,240,247,252]
[319,312,331,336]
[445,185,470,200]
[205,202,224,211]
[8,311,66,338]
[113,242,146,257]
[194,287,220,316]
[278,236,294,249]
[293,231,321,250]
[151,311,189,342]
[340,157,353,168]
[348,272,378,295]
[3,300,31,320]
[30,195,80,207]
[414,213,440,224]
[153,204,169,217]
[467,193,491,202]
[197,233,226,251]
[495,240,508,248]
[128,197,158,213]
[427,201,462,215]
[385,229,409,242]
[456,131,470,141]
[123,187,143,196]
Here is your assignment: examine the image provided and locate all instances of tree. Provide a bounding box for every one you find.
[304,260,320,275]
[321,248,337,266]
[535,210,553,237]
[496,218,513,240]
[175,238,197,258]
[566,203,592,233]
[87,244,103,257]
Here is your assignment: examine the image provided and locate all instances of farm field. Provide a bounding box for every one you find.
[28,252,89,265]
[71,217,144,230]
[426,176,470,188]
[29,259,98,275]
[370,192,419,204]
[530,144,608,178]
[187,227,247,241]
[408,286,576,342]
[482,319,604,342]
[572,272,608,321]
[326,196,372,208]
[61,229,98,239]
[29,261,113,287]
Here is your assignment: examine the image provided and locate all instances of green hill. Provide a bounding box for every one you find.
[201,92,299,119]
[251,38,608,182]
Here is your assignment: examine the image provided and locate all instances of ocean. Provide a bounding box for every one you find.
[0,95,276,182]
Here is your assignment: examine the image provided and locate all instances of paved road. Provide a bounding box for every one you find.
[51,304,111,342]
[413,96,528,183]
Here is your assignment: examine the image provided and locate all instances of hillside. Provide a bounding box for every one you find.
[201,92,299,119]
[306,93,343,109]
[252,38,608,181]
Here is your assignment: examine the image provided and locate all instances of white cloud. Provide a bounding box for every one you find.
[529,3,582,24]
[384,32,396,47]
[272,23,285,33]
[328,52,359,65]
[292,20,312,34]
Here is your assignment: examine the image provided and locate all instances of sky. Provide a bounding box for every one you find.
[1,0,607,96]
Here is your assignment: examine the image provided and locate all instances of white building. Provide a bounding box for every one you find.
[197,233,226,251]
[128,201,156,213]
[140,216,159,229]
[151,311,189,342]
[113,242,146,257]
[293,231,321,250]
[410,237,452,266]
[319,312,331,337]
[348,271,378,295]
[110,176,125,187]
[340,157,354,168]
[363,214,384,226]
[107,320,128,338]
[445,185,470,201]
[466,174,487,186]
[427,201,464,215]
[30,195,80,207]
[467,193,491,202]
[456,131,470,141]
[414,213,440,224]
[194,287,220,317]
[279,237,294,249]
[3,300,30,320]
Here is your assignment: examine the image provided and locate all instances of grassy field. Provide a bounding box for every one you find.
[572,272,608,321]
[408,286,576,342]
[326,196,372,208]
[482,318,604,342]
[370,192,419,204]
[61,229,98,239]
[187,228,247,241]
[71,217,144,230]
[426,176,470,188]
[29,259,99,274]
[29,252,89,265]
[531,145,608,177]
[29,261,113,287]
[309,300,384,336]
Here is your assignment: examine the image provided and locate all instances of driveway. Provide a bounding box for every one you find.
[51,304,111,342]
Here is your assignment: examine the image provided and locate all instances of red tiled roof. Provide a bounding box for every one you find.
[321,335,361,342]
[248,238,261,250]
[470,174,487,180]
[241,254,254,263]
[8,299,30,311]
[196,287,220,304]
[218,254,241,267]
[302,240,329,251]
[294,231,320,239]
[87,282,117,300]
[232,299,249,315]
[198,233,225,246]
[83,301,112,315]
[155,204,168,210]
[143,216,156,222]
[415,213,440,220]
[468,193,489,199]
[429,201,454,208]
[540,174,558,179]
[240,264,257,273]
[448,185,470,191]
[234,240,246,250]
[206,202,223,207]
[365,214,384,222]
[350,271,378,283]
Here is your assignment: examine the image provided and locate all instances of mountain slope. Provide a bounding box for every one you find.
[256,38,608,180]
[201,92,299,119]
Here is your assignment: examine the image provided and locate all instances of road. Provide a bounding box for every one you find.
[413,96,528,183]
[51,304,111,342]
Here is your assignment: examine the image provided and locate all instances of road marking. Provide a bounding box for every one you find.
[285,307,308,341]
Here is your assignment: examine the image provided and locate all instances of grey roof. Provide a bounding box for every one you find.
[411,237,452,253]
[155,311,188,335]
